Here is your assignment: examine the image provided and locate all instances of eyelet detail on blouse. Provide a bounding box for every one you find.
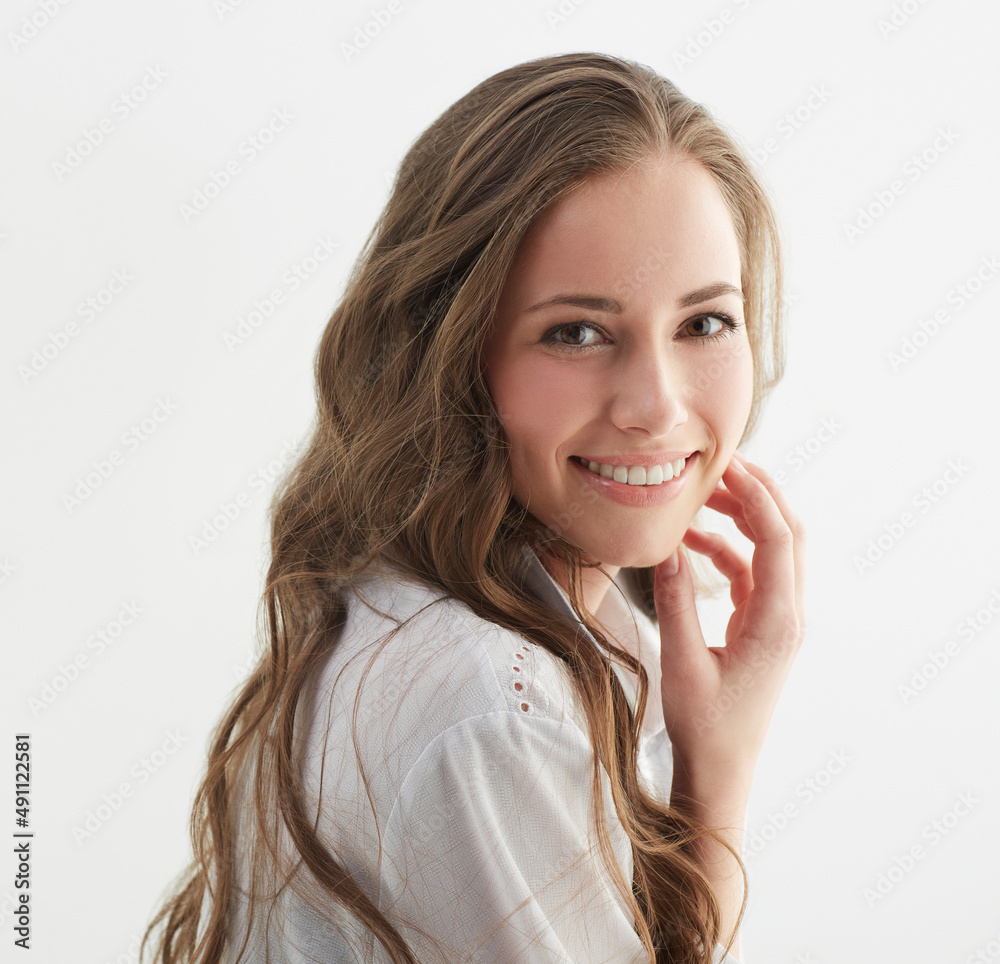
[511,643,532,711]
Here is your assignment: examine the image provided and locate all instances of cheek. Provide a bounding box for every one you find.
[489,356,584,462]
[694,343,754,435]
[487,354,590,511]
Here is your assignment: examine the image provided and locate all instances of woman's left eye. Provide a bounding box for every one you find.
[684,312,743,343]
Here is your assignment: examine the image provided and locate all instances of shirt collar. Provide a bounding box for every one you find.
[518,542,666,740]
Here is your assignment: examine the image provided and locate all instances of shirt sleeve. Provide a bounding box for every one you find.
[376,709,742,964]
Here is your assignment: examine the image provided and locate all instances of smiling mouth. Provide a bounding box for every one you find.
[570,453,694,486]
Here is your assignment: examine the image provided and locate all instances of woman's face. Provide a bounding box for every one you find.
[481,152,754,570]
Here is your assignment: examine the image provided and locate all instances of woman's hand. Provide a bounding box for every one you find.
[654,451,806,788]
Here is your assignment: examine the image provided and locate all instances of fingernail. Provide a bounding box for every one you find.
[661,549,678,575]
[731,455,749,473]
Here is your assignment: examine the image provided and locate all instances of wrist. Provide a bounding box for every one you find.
[669,753,754,818]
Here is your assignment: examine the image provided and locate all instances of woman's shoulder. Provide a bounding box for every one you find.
[300,562,590,806]
[333,562,582,723]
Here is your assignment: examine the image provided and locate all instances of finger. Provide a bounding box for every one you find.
[718,455,797,626]
[701,488,754,542]
[732,452,807,623]
[681,527,753,609]
[653,546,711,679]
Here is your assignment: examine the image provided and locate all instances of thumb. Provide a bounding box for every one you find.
[654,546,707,666]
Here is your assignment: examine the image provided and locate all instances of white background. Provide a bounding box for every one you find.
[3,0,999,962]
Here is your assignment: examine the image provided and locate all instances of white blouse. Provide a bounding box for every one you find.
[224,544,743,963]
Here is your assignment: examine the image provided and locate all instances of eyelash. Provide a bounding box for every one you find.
[541,311,743,353]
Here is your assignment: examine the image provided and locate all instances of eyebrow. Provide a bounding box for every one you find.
[525,282,745,314]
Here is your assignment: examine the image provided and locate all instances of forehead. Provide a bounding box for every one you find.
[500,154,741,310]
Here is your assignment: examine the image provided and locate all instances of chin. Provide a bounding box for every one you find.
[613,551,675,571]
[579,535,678,572]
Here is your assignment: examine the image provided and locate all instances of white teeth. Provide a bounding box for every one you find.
[579,456,688,486]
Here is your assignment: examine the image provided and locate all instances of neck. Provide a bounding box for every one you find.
[539,552,620,617]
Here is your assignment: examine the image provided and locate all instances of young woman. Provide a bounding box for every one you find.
[143,51,805,964]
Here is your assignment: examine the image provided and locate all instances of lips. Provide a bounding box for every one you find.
[569,451,698,507]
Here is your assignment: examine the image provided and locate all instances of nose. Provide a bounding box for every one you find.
[606,340,688,437]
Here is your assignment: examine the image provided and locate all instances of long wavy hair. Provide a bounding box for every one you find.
[142,51,785,964]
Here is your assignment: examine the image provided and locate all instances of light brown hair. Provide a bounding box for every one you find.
[143,50,785,964]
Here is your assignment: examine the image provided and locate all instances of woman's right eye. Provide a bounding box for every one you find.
[542,322,606,352]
